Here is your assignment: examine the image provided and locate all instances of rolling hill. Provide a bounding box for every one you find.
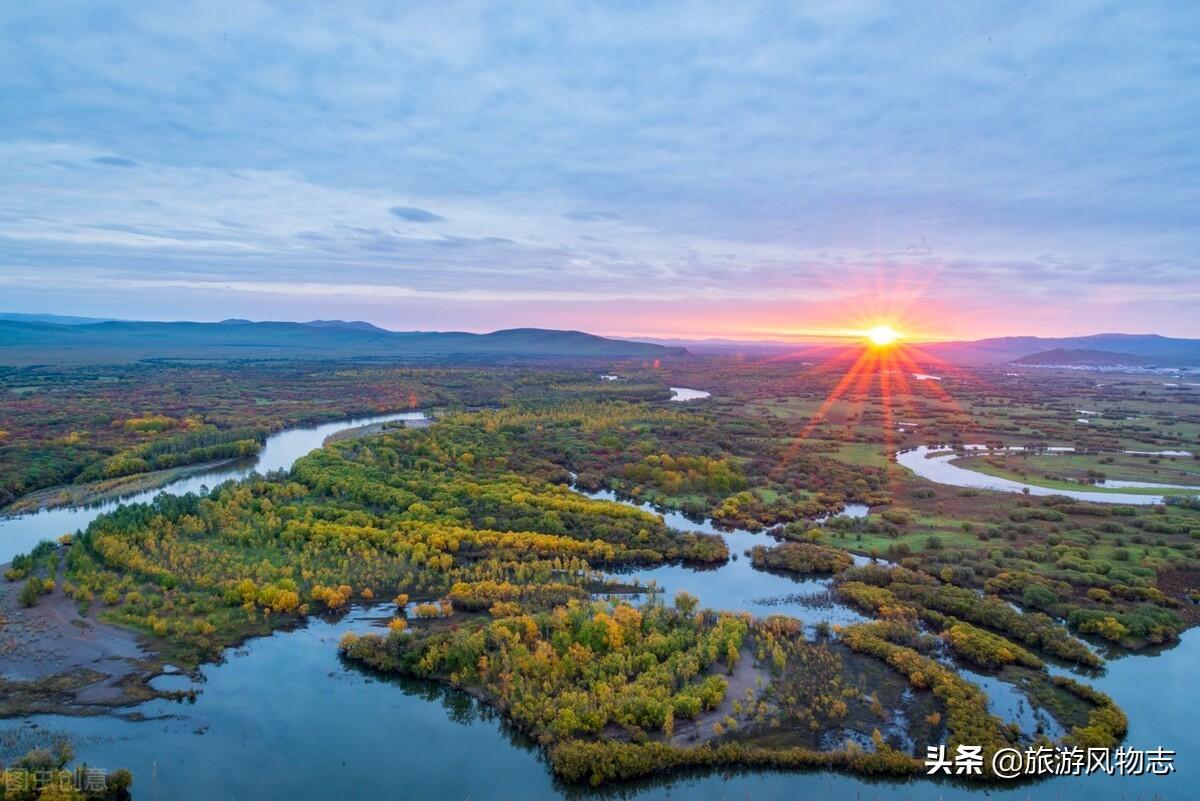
[921,334,1200,366]
[1011,348,1156,367]
[0,318,686,365]
[628,332,1200,366]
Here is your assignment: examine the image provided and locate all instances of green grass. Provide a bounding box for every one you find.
[959,457,1199,496]
[827,443,890,468]
[822,524,982,556]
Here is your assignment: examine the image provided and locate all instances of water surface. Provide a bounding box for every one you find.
[896,445,1165,505]
[0,412,427,564]
[0,412,1191,800]
[668,387,711,401]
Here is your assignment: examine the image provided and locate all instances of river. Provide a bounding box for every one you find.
[895,445,1171,505]
[0,414,1190,800]
[0,412,428,564]
[669,386,711,401]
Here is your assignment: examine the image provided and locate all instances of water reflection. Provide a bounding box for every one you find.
[579,486,869,630]
[8,612,1184,801]
[0,415,1191,800]
[668,387,711,401]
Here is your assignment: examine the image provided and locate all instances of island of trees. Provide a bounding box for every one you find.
[3,358,1197,787]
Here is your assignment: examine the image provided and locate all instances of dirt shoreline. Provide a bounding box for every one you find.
[671,646,769,744]
[323,415,432,446]
[0,557,168,717]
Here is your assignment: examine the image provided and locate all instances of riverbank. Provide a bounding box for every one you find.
[670,646,769,745]
[1,459,241,517]
[0,411,432,718]
[895,445,1173,504]
[0,411,430,565]
[0,554,163,717]
[952,454,1200,496]
[323,414,432,445]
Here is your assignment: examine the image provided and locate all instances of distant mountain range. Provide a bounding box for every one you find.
[1011,348,1156,367]
[0,312,122,326]
[921,334,1200,367]
[633,332,1200,367]
[0,316,685,365]
[2,315,1197,367]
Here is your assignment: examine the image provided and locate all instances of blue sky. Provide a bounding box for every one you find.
[1,1,1197,339]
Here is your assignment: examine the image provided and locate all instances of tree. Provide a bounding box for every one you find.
[674,591,698,616]
[19,577,44,607]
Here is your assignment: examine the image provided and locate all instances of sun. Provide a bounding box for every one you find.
[864,324,901,347]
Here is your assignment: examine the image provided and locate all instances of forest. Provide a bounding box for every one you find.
[2,356,1198,788]
[0,361,507,509]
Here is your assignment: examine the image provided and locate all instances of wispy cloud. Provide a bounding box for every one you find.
[0,1,1196,336]
[91,156,141,168]
[388,206,446,223]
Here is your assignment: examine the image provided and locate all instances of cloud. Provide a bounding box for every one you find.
[91,156,141,168]
[565,210,621,222]
[388,206,446,223]
[0,2,1195,336]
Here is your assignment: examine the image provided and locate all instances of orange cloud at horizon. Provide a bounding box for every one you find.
[491,263,1023,342]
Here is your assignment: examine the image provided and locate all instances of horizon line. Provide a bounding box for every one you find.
[5,311,1195,346]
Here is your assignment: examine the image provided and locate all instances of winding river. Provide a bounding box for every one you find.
[896,445,1177,505]
[0,412,428,564]
[0,414,1191,800]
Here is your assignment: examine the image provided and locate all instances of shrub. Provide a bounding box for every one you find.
[19,577,45,607]
[1021,584,1058,609]
[747,542,853,574]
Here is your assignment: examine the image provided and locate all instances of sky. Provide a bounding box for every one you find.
[1,1,1197,341]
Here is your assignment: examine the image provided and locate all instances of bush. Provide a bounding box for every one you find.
[19,577,45,607]
[1020,584,1056,607]
[941,622,1043,669]
[747,542,853,574]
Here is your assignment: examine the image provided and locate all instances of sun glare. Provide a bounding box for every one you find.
[865,324,901,347]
